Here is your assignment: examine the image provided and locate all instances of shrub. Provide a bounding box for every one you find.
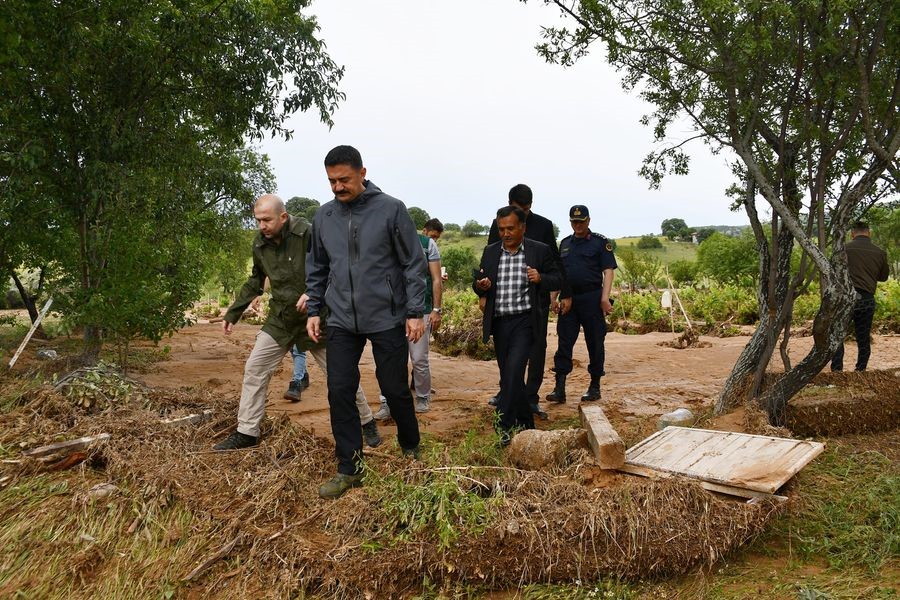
[668,260,699,285]
[440,246,479,290]
[636,235,663,249]
[431,289,494,360]
[696,231,756,284]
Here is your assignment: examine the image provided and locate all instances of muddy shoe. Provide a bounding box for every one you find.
[298,372,310,391]
[373,401,391,421]
[415,397,430,413]
[284,380,302,402]
[362,419,382,448]
[318,473,364,499]
[213,431,258,451]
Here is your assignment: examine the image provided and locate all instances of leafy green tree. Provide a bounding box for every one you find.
[697,232,757,284]
[440,247,479,290]
[636,235,663,249]
[865,202,899,278]
[407,207,430,230]
[443,223,462,232]
[668,260,700,285]
[286,197,320,222]
[462,220,486,237]
[617,247,662,291]
[661,218,688,240]
[0,0,342,361]
[696,228,717,244]
[534,0,900,423]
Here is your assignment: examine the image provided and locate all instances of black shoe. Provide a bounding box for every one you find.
[581,384,601,402]
[487,394,499,407]
[545,376,567,404]
[284,380,302,402]
[498,430,512,447]
[362,419,382,448]
[298,372,310,390]
[213,431,258,451]
[402,446,420,460]
[531,404,549,420]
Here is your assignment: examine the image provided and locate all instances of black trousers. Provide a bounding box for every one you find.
[525,314,549,405]
[553,289,607,378]
[327,325,420,474]
[492,313,535,431]
[831,291,877,372]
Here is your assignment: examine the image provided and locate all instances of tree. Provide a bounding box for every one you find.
[444,223,462,233]
[0,0,342,362]
[407,207,430,230]
[534,0,900,424]
[695,228,717,244]
[440,247,479,290]
[636,235,663,249]
[661,218,688,240]
[286,197,321,222]
[617,247,663,291]
[462,220,486,237]
[668,260,699,285]
[696,232,757,284]
[865,202,900,278]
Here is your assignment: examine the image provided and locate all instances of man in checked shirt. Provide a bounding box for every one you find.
[474,206,564,445]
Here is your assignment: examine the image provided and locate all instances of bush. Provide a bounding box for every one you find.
[431,289,494,360]
[440,246,479,290]
[668,260,699,285]
[636,235,663,249]
[696,231,756,284]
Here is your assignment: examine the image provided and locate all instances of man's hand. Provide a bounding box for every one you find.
[250,296,261,312]
[526,267,541,283]
[296,293,309,313]
[430,310,442,333]
[222,320,234,335]
[560,298,572,315]
[600,298,613,315]
[407,317,425,343]
[475,277,492,291]
[307,316,321,343]
[479,296,487,313]
[551,299,560,314]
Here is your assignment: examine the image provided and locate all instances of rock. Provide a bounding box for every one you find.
[36,349,58,360]
[507,428,587,471]
[658,408,695,430]
[88,482,118,499]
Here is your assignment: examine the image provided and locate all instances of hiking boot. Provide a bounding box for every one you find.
[318,472,364,499]
[283,380,302,402]
[545,375,567,404]
[213,431,258,451]
[487,393,499,407]
[298,372,310,390]
[531,403,549,420]
[415,397,430,413]
[362,419,382,448]
[373,401,391,421]
[581,378,601,402]
[402,446,420,460]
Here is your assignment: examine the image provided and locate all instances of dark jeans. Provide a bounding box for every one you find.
[831,291,877,372]
[492,313,535,432]
[553,289,607,378]
[327,325,420,474]
[525,317,549,405]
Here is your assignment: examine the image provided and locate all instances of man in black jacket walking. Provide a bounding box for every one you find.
[486,184,567,419]
[475,206,563,444]
[300,145,427,499]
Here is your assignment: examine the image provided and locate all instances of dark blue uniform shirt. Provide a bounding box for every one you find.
[559,231,617,293]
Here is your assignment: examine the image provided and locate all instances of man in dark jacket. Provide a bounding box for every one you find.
[213,195,378,451]
[475,206,563,444]
[487,184,566,419]
[831,221,890,372]
[301,145,427,499]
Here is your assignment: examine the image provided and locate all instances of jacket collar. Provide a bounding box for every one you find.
[254,215,306,248]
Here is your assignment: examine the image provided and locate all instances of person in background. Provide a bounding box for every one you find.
[475,206,563,445]
[301,145,426,499]
[831,220,889,372]
[486,184,566,419]
[546,205,617,403]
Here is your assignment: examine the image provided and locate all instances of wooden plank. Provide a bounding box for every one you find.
[579,405,625,469]
[22,433,111,458]
[7,297,54,369]
[160,410,214,426]
[617,464,787,501]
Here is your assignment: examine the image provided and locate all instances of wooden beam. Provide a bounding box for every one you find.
[7,297,54,369]
[618,463,788,501]
[579,404,625,469]
[159,409,214,426]
[22,433,111,458]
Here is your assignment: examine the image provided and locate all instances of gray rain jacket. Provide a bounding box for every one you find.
[305,180,427,334]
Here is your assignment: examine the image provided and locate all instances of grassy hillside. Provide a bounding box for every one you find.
[615,236,698,265]
[434,231,488,254]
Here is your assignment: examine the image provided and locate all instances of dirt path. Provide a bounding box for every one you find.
[136,322,900,445]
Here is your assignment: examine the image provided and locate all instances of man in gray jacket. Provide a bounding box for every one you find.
[300,145,427,499]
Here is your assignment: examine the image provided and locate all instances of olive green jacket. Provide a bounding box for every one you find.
[224,216,323,351]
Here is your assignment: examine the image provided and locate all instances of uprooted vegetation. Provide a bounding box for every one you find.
[0,368,783,598]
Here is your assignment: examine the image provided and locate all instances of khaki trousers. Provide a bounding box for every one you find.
[237,331,372,437]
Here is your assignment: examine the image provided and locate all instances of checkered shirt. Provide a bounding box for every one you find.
[494,244,531,316]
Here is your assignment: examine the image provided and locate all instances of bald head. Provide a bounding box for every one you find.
[254,194,288,241]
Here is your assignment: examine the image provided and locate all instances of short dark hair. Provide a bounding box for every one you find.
[324,145,363,169]
[851,220,870,233]
[496,205,526,224]
[508,184,533,207]
[423,218,444,233]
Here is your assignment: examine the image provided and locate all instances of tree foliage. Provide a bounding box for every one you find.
[697,232,757,284]
[617,247,662,291]
[407,207,430,230]
[661,218,688,240]
[636,235,663,249]
[462,220,487,237]
[534,0,900,423]
[0,0,342,360]
[440,247,479,290]
[286,197,321,222]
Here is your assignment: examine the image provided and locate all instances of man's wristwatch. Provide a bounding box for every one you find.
[432,307,442,314]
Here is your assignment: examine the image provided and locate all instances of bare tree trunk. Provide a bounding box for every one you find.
[82,325,102,365]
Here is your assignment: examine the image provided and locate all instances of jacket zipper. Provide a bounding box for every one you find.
[348,212,359,332]
[387,275,395,316]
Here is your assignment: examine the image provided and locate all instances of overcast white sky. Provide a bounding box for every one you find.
[259,0,751,239]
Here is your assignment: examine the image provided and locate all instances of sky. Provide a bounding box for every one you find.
[259,0,751,239]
